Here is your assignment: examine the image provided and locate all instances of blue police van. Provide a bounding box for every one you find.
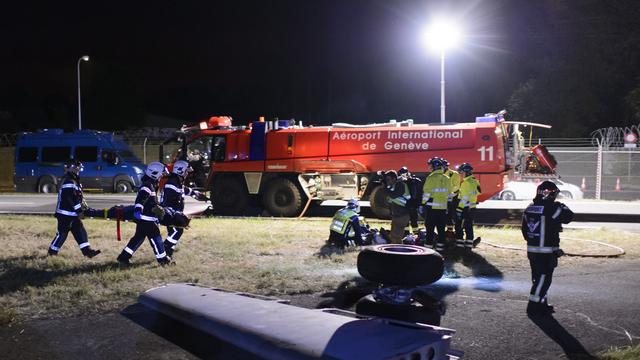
[14,129,145,193]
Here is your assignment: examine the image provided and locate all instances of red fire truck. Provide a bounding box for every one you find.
[160,112,517,217]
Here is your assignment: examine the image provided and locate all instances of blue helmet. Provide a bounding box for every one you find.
[427,157,444,170]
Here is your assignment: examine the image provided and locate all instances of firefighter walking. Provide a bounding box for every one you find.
[522,181,573,315]
[117,162,172,266]
[161,159,205,258]
[421,157,451,252]
[328,199,366,247]
[383,170,412,244]
[455,163,481,249]
[48,159,101,258]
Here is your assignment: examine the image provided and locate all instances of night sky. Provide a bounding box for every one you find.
[2,1,639,135]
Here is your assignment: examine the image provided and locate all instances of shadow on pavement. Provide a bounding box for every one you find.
[315,277,377,309]
[121,303,261,360]
[528,313,596,360]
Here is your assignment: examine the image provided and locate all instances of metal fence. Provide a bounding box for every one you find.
[550,147,640,200]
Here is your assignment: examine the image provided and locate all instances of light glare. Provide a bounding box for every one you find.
[422,20,462,53]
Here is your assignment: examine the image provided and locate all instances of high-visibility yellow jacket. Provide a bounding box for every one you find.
[458,175,481,210]
[422,169,451,210]
[385,181,411,217]
[444,168,461,200]
[330,208,360,237]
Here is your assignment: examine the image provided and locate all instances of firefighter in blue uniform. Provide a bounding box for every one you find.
[328,199,365,247]
[117,162,172,266]
[48,159,101,258]
[161,159,205,257]
[522,180,573,315]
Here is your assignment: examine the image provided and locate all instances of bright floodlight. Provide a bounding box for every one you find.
[422,20,462,53]
[81,55,90,61]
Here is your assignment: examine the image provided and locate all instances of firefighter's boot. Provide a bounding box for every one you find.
[117,252,131,267]
[163,240,174,257]
[82,247,101,258]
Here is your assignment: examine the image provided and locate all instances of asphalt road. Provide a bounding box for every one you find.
[1,259,638,359]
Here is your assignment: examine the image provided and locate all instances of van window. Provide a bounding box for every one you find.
[42,146,71,162]
[17,147,38,162]
[75,146,98,162]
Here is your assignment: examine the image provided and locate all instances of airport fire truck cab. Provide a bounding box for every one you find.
[161,112,523,217]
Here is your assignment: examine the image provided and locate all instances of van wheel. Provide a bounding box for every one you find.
[115,180,132,193]
[357,245,444,286]
[211,177,248,215]
[38,178,57,193]
[369,186,391,219]
[262,178,304,217]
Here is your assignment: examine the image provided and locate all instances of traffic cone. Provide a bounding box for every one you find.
[615,178,621,192]
[580,177,586,191]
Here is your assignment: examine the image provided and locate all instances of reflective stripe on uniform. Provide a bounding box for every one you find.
[140,187,156,196]
[78,242,90,249]
[165,184,183,194]
[124,247,135,255]
[552,207,562,219]
[56,209,78,216]
[139,215,158,222]
[61,183,79,190]
[527,245,559,253]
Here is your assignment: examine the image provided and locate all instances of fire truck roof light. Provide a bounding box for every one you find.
[199,121,208,130]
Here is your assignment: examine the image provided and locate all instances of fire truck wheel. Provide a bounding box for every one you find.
[355,295,441,326]
[369,186,391,219]
[212,178,248,215]
[263,178,304,217]
[357,245,444,286]
[38,177,57,194]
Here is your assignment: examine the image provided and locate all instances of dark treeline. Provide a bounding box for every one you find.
[1,0,640,137]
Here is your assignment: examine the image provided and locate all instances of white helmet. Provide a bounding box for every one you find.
[172,160,192,177]
[145,162,168,180]
[346,198,360,213]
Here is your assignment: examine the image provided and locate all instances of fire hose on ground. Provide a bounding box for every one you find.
[481,236,626,258]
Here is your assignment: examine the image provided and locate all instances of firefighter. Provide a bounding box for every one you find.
[442,159,461,227]
[383,170,412,244]
[522,180,573,315]
[117,162,172,266]
[398,166,422,233]
[48,159,101,258]
[160,159,206,258]
[328,199,366,247]
[455,163,481,249]
[421,157,451,252]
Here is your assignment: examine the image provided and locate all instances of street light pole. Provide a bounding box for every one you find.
[440,50,445,124]
[421,19,461,124]
[77,55,90,130]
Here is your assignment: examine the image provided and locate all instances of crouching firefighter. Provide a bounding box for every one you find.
[328,199,366,247]
[161,159,205,258]
[117,162,172,266]
[522,180,573,315]
[48,159,101,258]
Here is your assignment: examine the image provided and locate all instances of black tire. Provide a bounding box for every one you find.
[355,295,441,326]
[114,180,132,193]
[38,177,57,194]
[357,244,444,286]
[500,190,516,200]
[262,178,304,217]
[369,185,390,219]
[211,177,249,215]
